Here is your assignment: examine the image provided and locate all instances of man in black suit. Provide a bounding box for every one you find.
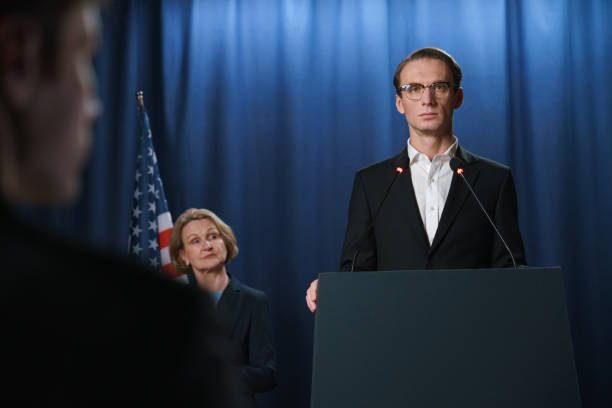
[306,47,526,312]
[0,1,237,405]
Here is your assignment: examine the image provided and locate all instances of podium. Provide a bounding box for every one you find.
[310,267,581,408]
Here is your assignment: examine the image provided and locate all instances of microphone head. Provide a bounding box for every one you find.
[450,157,466,174]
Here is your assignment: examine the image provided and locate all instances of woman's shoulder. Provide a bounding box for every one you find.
[230,277,268,303]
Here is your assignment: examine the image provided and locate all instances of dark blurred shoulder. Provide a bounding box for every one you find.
[0,204,239,407]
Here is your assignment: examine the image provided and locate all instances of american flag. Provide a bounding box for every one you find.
[128,92,180,278]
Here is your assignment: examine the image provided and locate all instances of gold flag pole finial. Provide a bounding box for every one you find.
[136,91,144,107]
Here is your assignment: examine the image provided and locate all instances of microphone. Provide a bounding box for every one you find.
[351,166,405,272]
[449,157,517,269]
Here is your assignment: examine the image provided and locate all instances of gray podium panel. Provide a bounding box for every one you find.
[310,267,581,408]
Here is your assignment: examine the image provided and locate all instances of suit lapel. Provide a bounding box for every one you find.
[216,276,242,335]
[188,273,242,335]
[429,147,479,253]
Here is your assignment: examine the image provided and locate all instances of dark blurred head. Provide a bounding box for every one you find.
[0,0,103,205]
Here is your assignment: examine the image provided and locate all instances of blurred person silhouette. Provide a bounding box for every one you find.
[0,1,237,406]
[170,208,279,408]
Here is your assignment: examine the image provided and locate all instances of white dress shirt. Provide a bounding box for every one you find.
[407,137,458,245]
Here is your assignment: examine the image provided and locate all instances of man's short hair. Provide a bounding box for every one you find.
[0,1,100,74]
[169,208,240,274]
[393,47,463,96]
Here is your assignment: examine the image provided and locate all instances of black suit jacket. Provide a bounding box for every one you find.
[188,274,278,407]
[0,202,238,407]
[340,146,527,271]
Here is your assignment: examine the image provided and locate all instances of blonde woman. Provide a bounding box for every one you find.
[170,208,278,406]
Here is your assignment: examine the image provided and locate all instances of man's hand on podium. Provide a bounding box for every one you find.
[306,279,318,312]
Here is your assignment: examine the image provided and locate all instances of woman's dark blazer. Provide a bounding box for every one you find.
[187,273,278,406]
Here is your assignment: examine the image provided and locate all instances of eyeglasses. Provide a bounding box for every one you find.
[399,81,456,101]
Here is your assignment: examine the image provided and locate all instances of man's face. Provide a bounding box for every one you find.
[395,58,463,139]
[19,2,102,203]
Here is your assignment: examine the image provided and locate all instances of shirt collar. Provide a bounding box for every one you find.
[407,136,458,164]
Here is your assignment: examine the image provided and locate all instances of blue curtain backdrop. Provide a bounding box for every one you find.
[23,0,611,407]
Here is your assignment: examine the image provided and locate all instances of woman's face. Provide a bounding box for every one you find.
[179,218,228,273]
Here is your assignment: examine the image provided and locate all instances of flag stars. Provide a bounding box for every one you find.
[148,183,156,194]
[149,258,159,268]
[148,147,153,157]
[148,220,157,231]
[149,239,159,250]
[132,206,142,218]
[135,170,141,182]
[131,243,142,256]
[148,201,156,213]
[131,225,142,237]
[134,188,142,200]
[147,165,154,175]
